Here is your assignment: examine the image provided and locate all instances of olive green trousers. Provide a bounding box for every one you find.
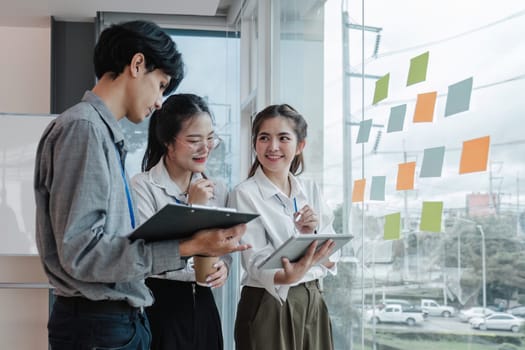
[234,280,334,350]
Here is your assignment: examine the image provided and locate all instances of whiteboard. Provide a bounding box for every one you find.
[0,114,55,255]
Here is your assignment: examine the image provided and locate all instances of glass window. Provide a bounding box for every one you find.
[256,0,525,349]
[341,0,525,348]
[119,28,240,349]
[122,29,240,190]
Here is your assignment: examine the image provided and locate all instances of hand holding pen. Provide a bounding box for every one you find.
[293,198,318,234]
[187,179,215,205]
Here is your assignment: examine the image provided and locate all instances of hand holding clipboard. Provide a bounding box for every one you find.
[128,204,258,256]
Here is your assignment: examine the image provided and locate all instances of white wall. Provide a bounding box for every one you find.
[0,256,49,350]
[0,23,51,114]
[0,20,51,350]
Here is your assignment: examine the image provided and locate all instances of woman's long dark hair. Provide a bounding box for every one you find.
[142,93,212,171]
[248,104,307,178]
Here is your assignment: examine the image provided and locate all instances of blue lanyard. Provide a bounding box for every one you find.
[171,172,204,206]
[274,194,296,217]
[114,145,135,229]
[173,196,188,206]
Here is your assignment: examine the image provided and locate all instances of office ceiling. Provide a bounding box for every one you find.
[0,0,233,26]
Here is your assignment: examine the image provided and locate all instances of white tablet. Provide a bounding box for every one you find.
[258,233,353,269]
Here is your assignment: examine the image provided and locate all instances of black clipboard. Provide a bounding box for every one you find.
[129,204,259,242]
[258,233,353,269]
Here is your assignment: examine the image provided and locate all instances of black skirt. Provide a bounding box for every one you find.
[145,278,223,350]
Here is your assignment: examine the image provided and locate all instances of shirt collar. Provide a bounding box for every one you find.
[149,157,204,198]
[81,90,126,146]
[253,166,302,200]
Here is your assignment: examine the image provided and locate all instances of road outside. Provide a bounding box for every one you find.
[354,315,525,350]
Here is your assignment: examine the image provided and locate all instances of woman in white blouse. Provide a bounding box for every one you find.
[228,104,337,350]
[131,94,229,350]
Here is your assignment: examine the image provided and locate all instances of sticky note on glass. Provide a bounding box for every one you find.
[370,176,386,201]
[352,179,366,202]
[356,119,373,143]
[445,77,473,117]
[384,212,401,240]
[373,73,390,105]
[459,136,490,174]
[419,201,443,232]
[407,51,429,86]
[420,146,445,178]
[396,162,416,190]
[387,104,407,133]
[413,92,437,123]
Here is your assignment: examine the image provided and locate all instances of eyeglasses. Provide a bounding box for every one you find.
[174,136,222,152]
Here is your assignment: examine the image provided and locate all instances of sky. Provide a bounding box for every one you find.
[322,0,525,215]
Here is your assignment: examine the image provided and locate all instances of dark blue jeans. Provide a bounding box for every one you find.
[48,298,151,350]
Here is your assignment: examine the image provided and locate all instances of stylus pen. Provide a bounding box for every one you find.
[293,198,302,222]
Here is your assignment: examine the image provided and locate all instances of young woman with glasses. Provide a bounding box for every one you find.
[131,93,228,350]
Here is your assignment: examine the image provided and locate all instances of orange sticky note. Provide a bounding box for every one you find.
[352,179,366,202]
[459,136,490,174]
[413,91,437,123]
[396,162,416,190]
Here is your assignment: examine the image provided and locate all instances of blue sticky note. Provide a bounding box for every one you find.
[356,119,373,144]
[420,146,445,178]
[445,77,473,117]
[387,104,407,133]
[370,176,386,201]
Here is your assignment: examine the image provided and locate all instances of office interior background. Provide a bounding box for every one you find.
[1,0,524,349]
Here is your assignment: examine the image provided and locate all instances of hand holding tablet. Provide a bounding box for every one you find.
[258,233,353,269]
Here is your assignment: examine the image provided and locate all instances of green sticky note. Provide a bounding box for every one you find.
[373,73,390,105]
[419,201,443,232]
[384,212,401,240]
[407,51,429,86]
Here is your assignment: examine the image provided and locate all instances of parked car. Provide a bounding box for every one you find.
[509,305,525,318]
[487,304,505,312]
[421,299,455,317]
[458,307,494,322]
[366,304,425,326]
[470,313,525,333]
[380,299,428,318]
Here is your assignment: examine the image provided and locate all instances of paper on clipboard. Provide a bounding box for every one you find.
[128,204,259,242]
[258,233,353,269]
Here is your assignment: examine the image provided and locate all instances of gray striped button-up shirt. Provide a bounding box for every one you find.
[34,91,184,307]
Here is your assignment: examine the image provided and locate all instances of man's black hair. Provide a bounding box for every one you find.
[94,20,184,95]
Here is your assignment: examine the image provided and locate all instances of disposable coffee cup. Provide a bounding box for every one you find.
[193,256,219,287]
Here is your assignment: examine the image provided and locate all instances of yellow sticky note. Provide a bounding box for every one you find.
[413,92,437,123]
[352,179,366,202]
[396,162,416,190]
[459,136,490,174]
